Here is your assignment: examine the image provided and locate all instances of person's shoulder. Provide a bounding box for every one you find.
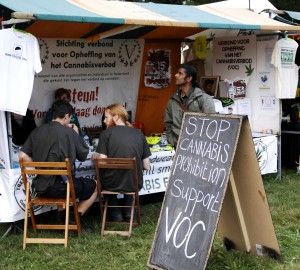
[193,87,206,95]
[99,127,112,137]
[169,91,181,103]
[194,87,213,99]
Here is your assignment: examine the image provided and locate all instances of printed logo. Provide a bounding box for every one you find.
[254,140,268,171]
[13,44,23,56]
[118,39,141,67]
[14,175,43,212]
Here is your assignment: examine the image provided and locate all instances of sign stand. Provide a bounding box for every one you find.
[148,114,281,270]
[218,117,281,259]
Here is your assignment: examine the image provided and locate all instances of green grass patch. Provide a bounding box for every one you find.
[0,168,299,270]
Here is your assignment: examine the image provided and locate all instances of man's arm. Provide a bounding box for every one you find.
[202,95,216,113]
[91,153,107,160]
[19,151,33,162]
[164,101,176,147]
[142,157,150,170]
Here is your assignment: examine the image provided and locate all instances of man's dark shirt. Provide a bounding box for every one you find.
[97,125,151,192]
[21,121,89,193]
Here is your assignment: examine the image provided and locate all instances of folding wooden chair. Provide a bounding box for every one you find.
[19,158,81,250]
[94,157,140,236]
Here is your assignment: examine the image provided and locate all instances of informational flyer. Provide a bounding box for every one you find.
[258,71,271,90]
[213,35,256,79]
[260,96,277,110]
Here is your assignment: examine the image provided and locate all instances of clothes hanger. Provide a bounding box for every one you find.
[11,23,29,35]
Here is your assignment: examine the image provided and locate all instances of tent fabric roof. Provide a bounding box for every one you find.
[285,11,300,21]
[1,0,300,40]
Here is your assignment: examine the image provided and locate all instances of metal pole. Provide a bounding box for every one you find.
[6,112,13,168]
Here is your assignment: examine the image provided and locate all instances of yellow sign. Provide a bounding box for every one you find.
[194,36,207,59]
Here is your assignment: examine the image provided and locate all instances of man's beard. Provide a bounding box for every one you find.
[106,119,116,128]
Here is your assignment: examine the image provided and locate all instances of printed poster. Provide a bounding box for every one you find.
[144,49,171,89]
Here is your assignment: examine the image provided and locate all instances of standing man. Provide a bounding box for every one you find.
[19,100,97,226]
[92,103,151,222]
[164,63,216,148]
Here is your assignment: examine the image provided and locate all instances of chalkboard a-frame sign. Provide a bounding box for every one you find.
[148,113,243,270]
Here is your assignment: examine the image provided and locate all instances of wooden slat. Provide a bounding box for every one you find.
[26,238,66,244]
[23,170,68,175]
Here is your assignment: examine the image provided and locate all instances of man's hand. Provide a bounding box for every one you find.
[92,153,107,160]
[68,124,79,134]
[19,151,33,162]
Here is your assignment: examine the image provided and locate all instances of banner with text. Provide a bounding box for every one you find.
[29,39,144,127]
[213,35,256,80]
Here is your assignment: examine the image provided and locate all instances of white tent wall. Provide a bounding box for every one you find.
[181,0,292,134]
[0,111,10,169]
[252,36,279,133]
[182,29,281,133]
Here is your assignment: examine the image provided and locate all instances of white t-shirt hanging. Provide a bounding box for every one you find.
[271,38,299,99]
[0,28,42,115]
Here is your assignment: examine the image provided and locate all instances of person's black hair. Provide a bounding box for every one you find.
[51,100,73,120]
[55,88,71,100]
[179,63,200,88]
[204,79,215,86]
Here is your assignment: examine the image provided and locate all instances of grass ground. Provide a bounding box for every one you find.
[0,168,299,270]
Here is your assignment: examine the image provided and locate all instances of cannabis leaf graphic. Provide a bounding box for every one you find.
[245,64,254,76]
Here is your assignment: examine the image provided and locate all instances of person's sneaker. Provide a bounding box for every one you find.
[107,211,123,222]
[55,210,66,225]
[81,225,93,234]
[56,211,79,225]
[107,216,123,222]
[124,215,131,223]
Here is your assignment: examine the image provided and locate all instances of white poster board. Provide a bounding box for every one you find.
[30,38,144,127]
[213,35,257,80]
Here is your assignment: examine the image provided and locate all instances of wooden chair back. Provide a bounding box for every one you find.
[19,158,81,250]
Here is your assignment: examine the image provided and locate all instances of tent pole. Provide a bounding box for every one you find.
[6,112,13,168]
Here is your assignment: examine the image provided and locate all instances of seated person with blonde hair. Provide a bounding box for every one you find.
[92,103,151,222]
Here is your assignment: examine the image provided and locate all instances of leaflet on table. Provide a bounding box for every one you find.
[75,149,175,195]
[140,150,175,195]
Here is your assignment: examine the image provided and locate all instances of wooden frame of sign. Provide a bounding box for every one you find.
[148,113,281,270]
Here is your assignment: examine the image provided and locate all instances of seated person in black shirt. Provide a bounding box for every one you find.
[11,109,36,146]
[92,103,151,222]
[19,101,97,225]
